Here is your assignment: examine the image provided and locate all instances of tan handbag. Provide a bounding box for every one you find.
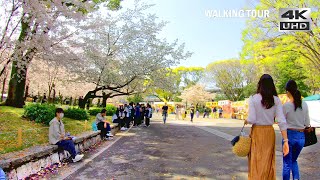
[231,125,251,157]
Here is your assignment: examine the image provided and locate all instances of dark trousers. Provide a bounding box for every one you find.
[133,116,137,126]
[134,116,141,126]
[190,113,194,121]
[145,117,150,126]
[120,118,125,127]
[130,116,134,126]
[140,115,144,124]
[97,122,111,139]
[56,139,77,159]
[126,117,131,128]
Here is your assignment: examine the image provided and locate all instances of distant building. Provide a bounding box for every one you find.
[143,95,162,103]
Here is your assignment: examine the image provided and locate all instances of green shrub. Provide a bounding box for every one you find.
[64,108,89,120]
[106,104,117,116]
[24,103,56,125]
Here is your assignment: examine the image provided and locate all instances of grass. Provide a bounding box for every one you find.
[0,106,111,155]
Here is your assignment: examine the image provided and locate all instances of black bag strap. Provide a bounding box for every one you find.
[240,124,245,133]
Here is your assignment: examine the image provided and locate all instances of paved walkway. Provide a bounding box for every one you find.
[49,115,320,180]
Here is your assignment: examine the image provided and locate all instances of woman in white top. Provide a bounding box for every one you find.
[175,105,180,120]
[244,74,289,180]
[282,80,310,180]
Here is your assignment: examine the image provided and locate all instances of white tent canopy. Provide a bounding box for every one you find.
[305,100,320,127]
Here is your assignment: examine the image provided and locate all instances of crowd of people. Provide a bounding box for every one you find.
[112,102,153,130]
[47,102,153,164]
[160,103,224,123]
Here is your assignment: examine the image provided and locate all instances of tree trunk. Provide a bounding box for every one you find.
[53,88,56,103]
[86,99,91,110]
[79,89,112,109]
[1,71,8,102]
[102,96,107,107]
[70,97,73,106]
[102,92,111,108]
[79,90,97,109]
[24,82,29,100]
[48,87,52,103]
[5,15,34,108]
[5,60,27,107]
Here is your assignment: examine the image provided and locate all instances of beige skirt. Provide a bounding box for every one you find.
[248,125,276,180]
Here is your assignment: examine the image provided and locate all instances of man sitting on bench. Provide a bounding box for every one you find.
[49,108,84,163]
[96,109,113,140]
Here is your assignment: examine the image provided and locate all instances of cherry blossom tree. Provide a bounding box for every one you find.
[27,57,97,103]
[73,2,192,108]
[0,0,121,107]
[179,84,213,106]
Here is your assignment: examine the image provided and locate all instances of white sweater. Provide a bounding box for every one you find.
[247,94,287,131]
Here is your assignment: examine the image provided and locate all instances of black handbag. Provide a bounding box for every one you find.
[304,127,317,147]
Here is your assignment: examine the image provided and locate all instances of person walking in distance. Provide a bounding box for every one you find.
[181,106,186,120]
[141,104,146,125]
[218,108,223,118]
[202,107,206,118]
[196,109,200,118]
[175,105,180,120]
[162,103,169,124]
[126,102,134,129]
[212,107,217,118]
[124,104,131,129]
[282,80,310,180]
[134,103,141,127]
[244,74,289,180]
[145,104,152,127]
[190,104,195,122]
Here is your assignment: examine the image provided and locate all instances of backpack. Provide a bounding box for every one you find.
[92,122,98,131]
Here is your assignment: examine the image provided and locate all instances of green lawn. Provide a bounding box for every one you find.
[0,106,111,154]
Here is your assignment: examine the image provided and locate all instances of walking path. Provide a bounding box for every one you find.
[48,114,320,179]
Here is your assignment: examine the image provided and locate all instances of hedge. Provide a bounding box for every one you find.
[64,108,89,120]
[24,103,56,125]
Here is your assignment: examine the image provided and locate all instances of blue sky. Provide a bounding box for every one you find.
[121,0,253,67]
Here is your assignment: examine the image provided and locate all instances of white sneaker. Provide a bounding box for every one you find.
[120,127,126,131]
[106,133,114,137]
[72,154,84,163]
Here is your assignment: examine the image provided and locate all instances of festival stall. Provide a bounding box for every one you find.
[218,100,232,118]
[205,102,219,118]
[205,102,218,108]
[231,99,249,120]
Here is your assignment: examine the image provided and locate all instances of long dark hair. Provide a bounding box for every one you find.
[286,80,302,111]
[257,74,278,109]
